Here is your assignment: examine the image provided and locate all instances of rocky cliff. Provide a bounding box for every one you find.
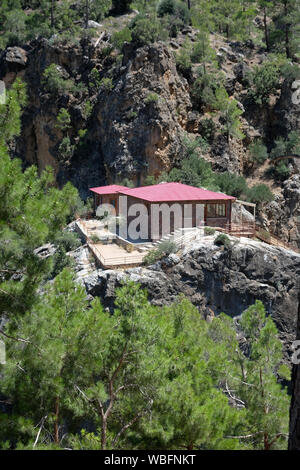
[73,235,300,359]
[0,25,299,239]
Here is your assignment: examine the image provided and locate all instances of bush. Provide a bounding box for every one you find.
[56,108,71,132]
[144,240,177,265]
[130,13,162,46]
[215,172,247,198]
[58,136,74,163]
[249,140,268,166]
[175,41,192,78]
[247,62,280,106]
[145,92,159,104]
[214,233,231,248]
[42,64,74,95]
[191,68,225,110]
[198,118,216,142]
[157,240,177,256]
[246,184,274,204]
[157,0,177,16]
[111,27,132,50]
[157,0,190,23]
[54,231,81,252]
[90,234,101,243]
[100,77,113,92]
[204,227,216,236]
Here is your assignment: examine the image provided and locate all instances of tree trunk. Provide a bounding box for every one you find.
[187,0,191,9]
[101,418,107,450]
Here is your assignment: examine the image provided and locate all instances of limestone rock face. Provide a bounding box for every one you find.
[263,175,300,249]
[0,40,192,194]
[94,43,192,182]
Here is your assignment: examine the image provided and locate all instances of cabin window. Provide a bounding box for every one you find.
[207,203,226,218]
[109,198,116,208]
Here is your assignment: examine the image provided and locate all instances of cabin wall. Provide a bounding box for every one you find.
[93,194,232,241]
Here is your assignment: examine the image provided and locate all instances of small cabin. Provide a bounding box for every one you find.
[89,182,240,242]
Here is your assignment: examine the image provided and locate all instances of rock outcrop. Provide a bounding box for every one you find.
[75,235,300,358]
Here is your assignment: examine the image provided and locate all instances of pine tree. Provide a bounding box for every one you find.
[215,87,245,143]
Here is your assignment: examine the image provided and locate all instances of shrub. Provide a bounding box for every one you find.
[247,62,280,106]
[175,41,192,77]
[145,92,159,104]
[58,136,74,163]
[143,249,161,265]
[82,100,93,120]
[249,140,269,166]
[246,184,274,204]
[90,234,101,243]
[157,240,177,256]
[100,77,113,92]
[191,68,225,110]
[198,118,216,142]
[89,67,101,90]
[215,172,247,198]
[54,231,81,252]
[56,108,71,132]
[204,227,216,236]
[157,0,177,16]
[42,64,73,95]
[111,27,132,50]
[144,240,177,265]
[130,13,162,46]
[214,233,231,248]
[157,0,190,24]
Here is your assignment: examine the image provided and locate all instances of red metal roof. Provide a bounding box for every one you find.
[118,182,235,202]
[89,184,129,195]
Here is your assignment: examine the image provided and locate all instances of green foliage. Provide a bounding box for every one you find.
[0,275,290,450]
[157,0,190,36]
[0,78,78,318]
[246,184,274,204]
[214,87,245,142]
[82,100,93,120]
[144,240,177,265]
[100,77,114,92]
[89,67,101,91]
[191,31,216,65]
[0,152,78,317]
[0,78,27,145]
[247,62,280,105]
[215,172,247,198]
[42,64,74,95]
[130,13,163,46]
[191,67,225,110]
[214,233,231,248]
[56,108,71,132]
[144,92,159,104]
[249,140,269,166]
[58,136,74,163]
[175,40,192,77]
[111,27,132,49]
[204,226,216,235]
[54,230,81,253]
[167,135,218,190]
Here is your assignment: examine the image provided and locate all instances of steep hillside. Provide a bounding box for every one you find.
[0,15,299,245]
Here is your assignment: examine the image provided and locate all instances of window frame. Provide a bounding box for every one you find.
[206,203,227,218]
